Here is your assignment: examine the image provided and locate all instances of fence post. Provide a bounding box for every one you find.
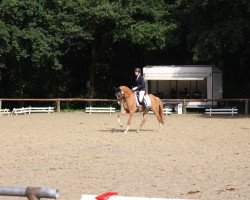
[183,99,186,114]
[56,100,60,112]
[245,99,249,115]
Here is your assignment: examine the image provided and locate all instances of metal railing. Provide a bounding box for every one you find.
[0,186,59,200]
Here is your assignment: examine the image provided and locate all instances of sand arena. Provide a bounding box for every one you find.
[0,113,249,200]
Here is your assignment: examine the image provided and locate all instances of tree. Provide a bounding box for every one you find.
[185,0,250,97]
[74,0,179,97]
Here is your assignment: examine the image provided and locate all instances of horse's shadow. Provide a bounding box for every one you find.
[98,128,155,133]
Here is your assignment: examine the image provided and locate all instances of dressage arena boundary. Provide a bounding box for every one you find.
[148,108,172,115]
[0,186,59,200]
[81,193,194,200]
[12,106,54,115]
[0,187,194,200]
[0,98,249,114]
[0,108,11,116]
[85,106,116,114]
[205,108,238,116]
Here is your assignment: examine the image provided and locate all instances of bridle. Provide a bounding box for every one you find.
[115,88,134,102]
[115,90,125,101]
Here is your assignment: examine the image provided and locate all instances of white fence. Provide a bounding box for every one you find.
[149,108,172,115]
[12,107,54,115]
[81,194,192,200]
[205,108,238,116]
[0,109,11,116]
[85,107,116,114]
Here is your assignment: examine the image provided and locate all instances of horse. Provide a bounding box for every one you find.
[115,86,164,133]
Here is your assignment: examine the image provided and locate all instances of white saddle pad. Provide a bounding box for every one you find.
[135,93,151,107]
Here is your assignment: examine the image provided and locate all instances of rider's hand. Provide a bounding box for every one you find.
[132,87,138,91]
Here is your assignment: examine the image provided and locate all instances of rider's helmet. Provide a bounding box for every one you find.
[134,68,141,73]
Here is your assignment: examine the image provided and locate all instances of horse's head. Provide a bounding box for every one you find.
[115,86,133,101]
[114,87,124,101]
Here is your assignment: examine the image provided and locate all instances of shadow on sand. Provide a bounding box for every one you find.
[98,128,155,133]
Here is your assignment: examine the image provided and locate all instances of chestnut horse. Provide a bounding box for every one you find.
[115,86,164,133]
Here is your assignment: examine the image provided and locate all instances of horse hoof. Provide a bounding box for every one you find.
[123,131,127,134]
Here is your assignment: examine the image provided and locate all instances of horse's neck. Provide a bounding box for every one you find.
[123,92,136,106]
[121,86,132,98]
[123,92,137,111]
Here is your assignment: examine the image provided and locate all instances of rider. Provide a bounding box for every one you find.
[132,68,146,108]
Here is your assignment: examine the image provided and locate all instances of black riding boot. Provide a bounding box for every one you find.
[140,101,146,109]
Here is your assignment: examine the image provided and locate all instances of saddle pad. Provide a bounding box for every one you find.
[135,93,151,107]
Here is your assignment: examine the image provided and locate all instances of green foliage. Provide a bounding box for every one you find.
[0,0,249,98]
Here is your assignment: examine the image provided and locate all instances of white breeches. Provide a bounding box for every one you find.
[139,91,145,102]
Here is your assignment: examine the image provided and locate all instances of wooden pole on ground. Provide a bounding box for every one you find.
[0,186,59,200]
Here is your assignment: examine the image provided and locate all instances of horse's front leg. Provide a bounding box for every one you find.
[117,111,123,127]
[124,113,133,134]
[117,101,126,127]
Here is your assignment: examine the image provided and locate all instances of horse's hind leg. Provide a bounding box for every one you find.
[137,111,148,132]
[152,108,164,131]
[159,122,163,131]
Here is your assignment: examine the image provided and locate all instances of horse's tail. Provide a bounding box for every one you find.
[157,97,164,124]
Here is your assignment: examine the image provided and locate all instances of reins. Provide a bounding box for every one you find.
[121,90,134,100]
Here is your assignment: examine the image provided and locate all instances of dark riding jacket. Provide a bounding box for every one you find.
[135,75,145,91]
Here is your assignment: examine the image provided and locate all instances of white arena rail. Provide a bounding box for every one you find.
[205,108,238,116]
[26,106,54,114]
[85,107,116,114]
[0,109,11,116]
[81,193,194,200]
[12,107,29,115]
[12,107,54,115]
[148,108,172,115]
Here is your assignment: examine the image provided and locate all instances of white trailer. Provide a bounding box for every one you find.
[143,65,223,109]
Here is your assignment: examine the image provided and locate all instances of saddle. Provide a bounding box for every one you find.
[135,92,150,108]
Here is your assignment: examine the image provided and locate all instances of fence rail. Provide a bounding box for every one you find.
[0,98,249,114]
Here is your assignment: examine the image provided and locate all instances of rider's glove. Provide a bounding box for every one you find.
[132,87,138,91]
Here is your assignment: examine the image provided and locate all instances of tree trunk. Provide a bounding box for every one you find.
[17,64,24,99]
[88,40,96,98]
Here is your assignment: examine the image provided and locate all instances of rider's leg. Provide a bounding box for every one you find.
[139,91,146,107]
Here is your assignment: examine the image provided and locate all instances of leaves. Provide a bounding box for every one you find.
[0,0,249,98]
